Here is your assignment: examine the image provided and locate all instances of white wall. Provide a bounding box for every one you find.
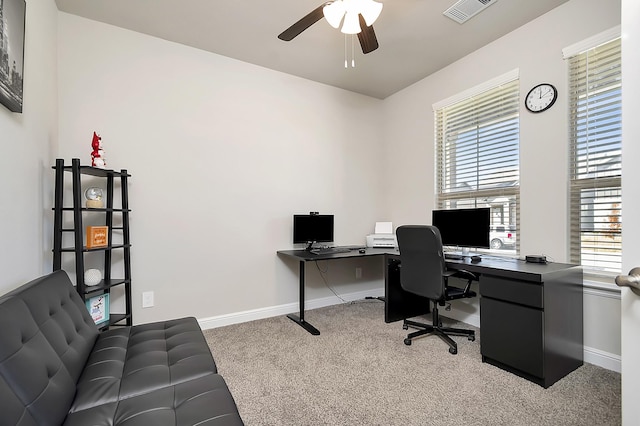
[52,0,623,368]
[382,0,622,363]
[621,0,640,422]
[57,13,386,324]
[0,0,58,293]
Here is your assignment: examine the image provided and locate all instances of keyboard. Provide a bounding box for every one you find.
[310,247,352,255]
[444,253,466,260]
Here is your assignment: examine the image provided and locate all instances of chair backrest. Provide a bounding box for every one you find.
[396,225,447,300]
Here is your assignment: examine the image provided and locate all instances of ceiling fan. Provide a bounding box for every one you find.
[277,0,383,54]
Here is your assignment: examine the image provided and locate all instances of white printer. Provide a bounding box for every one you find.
[365,222,397,248]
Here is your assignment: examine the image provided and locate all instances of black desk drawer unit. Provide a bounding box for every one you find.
[479,268,583,388]
[480,276,543,308]
[481,297,544,378]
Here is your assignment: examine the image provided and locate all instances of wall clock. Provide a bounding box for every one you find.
[525,83,558,113]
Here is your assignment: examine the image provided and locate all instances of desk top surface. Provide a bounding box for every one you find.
[277,248,581,282]
[277,247,396,261]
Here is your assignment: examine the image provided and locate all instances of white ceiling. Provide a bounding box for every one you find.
[54,0,569,99]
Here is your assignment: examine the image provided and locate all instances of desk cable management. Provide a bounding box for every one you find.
[314,260,384,306]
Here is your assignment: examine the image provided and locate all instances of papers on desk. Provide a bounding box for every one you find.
[375,222,393,234]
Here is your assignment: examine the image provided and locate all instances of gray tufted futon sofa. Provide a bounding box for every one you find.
[0,270,244,426]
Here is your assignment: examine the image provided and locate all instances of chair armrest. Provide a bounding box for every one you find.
[445,269,478,296]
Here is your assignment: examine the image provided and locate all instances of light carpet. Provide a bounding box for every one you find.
[204,300,621,426]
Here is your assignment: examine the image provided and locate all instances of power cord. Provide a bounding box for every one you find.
[314,261,347,303]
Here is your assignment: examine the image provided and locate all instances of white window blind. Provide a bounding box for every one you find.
[567,37,622,274]
[435,78,520,253]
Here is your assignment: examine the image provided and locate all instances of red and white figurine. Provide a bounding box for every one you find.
[90,132,106,168]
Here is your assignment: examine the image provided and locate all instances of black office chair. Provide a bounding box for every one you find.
[396,225,477,354]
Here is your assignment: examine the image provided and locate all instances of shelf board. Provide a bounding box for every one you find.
[83,279,130,295]
[98,313,131,331]
[109,313,129,324]
[54,164,131,178]
[59,226,125,232]
[53,207,131,212]
[56,243,131,252]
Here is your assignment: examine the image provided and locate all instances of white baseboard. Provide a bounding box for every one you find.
[198,291,621,374]
[584,346,621,372]
[198,288,384,330]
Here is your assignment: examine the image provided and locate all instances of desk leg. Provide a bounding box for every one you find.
[287,260,320,335]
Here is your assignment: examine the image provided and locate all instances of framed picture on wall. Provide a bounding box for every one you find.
[0,0,26,113]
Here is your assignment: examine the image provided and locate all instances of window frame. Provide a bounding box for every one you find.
[564,28,622,276]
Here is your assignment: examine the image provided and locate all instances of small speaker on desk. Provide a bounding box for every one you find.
[525,255,547,264]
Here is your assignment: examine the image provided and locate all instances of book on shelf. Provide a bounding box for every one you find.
[85,293,109,325]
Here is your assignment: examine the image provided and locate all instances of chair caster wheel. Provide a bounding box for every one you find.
[404,338,412,346]
[403,324,408,330]
[468,335,475,342]
[449,347,457,355]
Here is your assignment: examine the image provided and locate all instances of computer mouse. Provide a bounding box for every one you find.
[471,255,482,263]
[359,249,366,254]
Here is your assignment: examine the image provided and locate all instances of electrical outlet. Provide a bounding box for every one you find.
[142,291,154,308]
[355,267,362,279]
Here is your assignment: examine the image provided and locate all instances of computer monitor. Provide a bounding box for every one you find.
[431,208,490,249]
[293,214,334,248]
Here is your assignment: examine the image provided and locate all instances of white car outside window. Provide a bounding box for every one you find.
[490,226,516,250]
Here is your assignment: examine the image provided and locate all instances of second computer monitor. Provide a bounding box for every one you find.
[293,214,334,245]
[432,207,490,249]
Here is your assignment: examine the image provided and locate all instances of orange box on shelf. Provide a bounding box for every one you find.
[86,226,108,248]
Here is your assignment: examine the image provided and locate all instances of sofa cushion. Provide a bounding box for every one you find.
[9,270,99,382]
[63,374,244,426]
[71,317,219,412]
[0,297,77,426]
[121,317,218,396]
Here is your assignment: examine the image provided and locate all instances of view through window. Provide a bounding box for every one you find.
[435,76,520,254]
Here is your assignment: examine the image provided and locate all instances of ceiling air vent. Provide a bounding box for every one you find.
[443,0,498,24]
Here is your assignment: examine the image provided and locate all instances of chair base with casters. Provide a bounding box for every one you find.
[402,270,477,355]
[402,299,476,354]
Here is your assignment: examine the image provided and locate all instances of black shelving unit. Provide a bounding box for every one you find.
[52,158,132,329]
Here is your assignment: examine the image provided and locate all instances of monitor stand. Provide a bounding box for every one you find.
[444,246,472,259]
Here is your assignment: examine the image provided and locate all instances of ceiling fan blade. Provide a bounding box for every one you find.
[357,14,379,54]
[278,4,327,41]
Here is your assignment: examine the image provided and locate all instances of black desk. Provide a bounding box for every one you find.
[278,249,583,388]
[277,248,396,335]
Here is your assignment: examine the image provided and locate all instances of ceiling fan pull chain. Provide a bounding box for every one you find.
[352,34,356,68]
[344,34,348,68]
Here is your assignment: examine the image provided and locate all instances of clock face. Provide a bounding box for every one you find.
[525,83,557,113]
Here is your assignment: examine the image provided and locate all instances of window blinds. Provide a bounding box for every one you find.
[435,79,520,251]
[567,37,622,273]
[436,79,519,198]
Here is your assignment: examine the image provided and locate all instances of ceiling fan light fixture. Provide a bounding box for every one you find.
[323,1,345,29]
[360,0,383,26]
[278,0,380,55]
[341,11,361,34]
